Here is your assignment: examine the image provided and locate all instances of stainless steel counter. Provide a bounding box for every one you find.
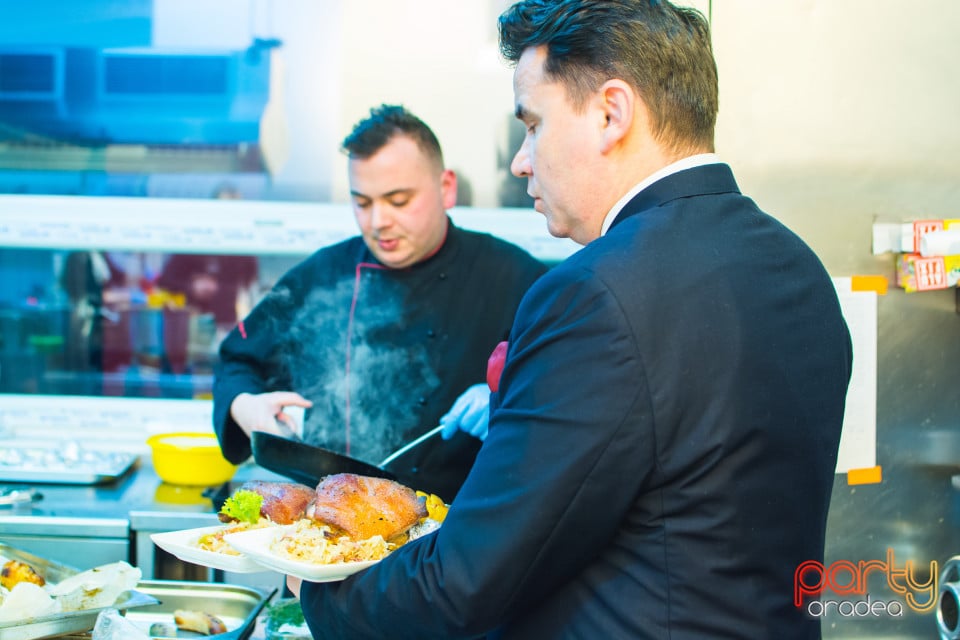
[0,454,288,580]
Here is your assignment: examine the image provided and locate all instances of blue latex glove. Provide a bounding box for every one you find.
[439,383,490,441]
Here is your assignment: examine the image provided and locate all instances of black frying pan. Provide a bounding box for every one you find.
[251,431,397,487]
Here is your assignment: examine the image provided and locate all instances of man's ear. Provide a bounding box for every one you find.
[598,79,635,153]
[440,169,458,210]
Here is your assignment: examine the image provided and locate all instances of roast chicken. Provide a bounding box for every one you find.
[307,473,427,541]
[219,480,316,525]
[1,560,45,590]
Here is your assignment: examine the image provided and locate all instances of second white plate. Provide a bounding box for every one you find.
[223,525,380,583]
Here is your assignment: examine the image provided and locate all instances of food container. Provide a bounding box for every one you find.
[124,580,275,639]
[0,544,158,640]
[147,432,237,486]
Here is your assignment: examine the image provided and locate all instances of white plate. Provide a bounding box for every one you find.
[223,525,379,583]
[150,525,271,574]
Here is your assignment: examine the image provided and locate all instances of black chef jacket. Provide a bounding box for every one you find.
[213,220,547,500]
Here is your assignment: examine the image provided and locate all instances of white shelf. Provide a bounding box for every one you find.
[0,194,578,261]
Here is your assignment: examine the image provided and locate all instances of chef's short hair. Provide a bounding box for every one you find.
[342,104,445,169]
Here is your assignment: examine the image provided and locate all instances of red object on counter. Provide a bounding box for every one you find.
[487,341,508,392]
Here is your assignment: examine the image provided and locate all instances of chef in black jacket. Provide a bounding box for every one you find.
[212,105,547,501]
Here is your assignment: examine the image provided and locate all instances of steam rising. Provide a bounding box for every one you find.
[282,275,440,463]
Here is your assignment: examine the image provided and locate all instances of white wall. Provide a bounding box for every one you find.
[333,1,515,206]
[147,0,960,264]
[325,0,960,272]
[710,1,960,272]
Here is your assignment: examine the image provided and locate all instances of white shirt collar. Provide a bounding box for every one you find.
[599,153,721,236]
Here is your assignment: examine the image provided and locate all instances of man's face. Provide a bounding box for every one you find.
[511,46,607,245]
[349,135,456,269]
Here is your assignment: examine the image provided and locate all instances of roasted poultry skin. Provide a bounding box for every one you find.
[308,473,427,541]
[1,560,45,589]
[219,480,315,525]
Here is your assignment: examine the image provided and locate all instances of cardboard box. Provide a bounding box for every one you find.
[873,219,960,254]
[895,253,960,292]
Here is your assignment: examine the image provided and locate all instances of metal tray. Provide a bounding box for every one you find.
[124,580,276,639]
[0,445,138,485]
[0,544,158,640]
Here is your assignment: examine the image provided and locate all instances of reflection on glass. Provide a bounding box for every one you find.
[0,247,301,400]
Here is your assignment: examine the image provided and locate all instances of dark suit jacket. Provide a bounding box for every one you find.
[300,163,853,639]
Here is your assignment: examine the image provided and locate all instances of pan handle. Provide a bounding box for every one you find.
[378,425,444,467]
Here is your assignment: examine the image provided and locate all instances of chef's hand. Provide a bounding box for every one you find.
[286,574,303,598]
[230,392,312,440]
[439,384,490,441]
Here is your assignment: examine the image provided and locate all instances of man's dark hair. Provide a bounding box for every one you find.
[341,104,445,168]
[499,0,718,154]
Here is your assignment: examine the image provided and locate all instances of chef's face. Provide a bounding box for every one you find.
[511,46,607,245]
[349,135,456,269]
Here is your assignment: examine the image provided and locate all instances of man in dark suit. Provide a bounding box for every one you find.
[291,2,852,638]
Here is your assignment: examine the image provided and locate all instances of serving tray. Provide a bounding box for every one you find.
[0,445,137,485]
[0,544,157,640]
[124,580,276,640]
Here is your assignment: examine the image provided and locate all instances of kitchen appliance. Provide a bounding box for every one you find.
[0,42,273,145]
[938,556,960,639]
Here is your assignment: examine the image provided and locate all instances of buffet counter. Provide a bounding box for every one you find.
[0,453,287,588]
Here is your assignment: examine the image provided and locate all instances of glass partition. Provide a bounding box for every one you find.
[0,246,304,399]
[0,194,575,408]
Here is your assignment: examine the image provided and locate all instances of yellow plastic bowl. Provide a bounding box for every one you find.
[147,432,237,486]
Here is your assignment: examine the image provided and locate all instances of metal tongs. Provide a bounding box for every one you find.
[378,424,445,467]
